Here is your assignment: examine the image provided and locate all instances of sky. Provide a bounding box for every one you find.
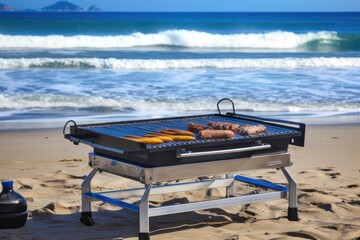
[1,0,360,12]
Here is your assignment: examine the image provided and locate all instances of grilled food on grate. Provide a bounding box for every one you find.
[188,122,212,132]
[208,121,240,131]
[124,136,164,144]
[146,131,195,141]
[143,134,174,142]
[198,130,234,139]
[238,124,267,135]
[159,129,194,136]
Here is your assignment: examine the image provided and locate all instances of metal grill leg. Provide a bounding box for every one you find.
[281,167,299,221]
[80,169,97,226]
[139,184,152,240]
[226,173,235,197]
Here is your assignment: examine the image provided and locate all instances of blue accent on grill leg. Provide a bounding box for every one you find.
[234,175,288,192]
[84,193,139,212]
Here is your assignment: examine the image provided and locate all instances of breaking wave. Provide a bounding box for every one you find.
[1,57,359,69]
[0,30,339,49]
[0,94,359,112]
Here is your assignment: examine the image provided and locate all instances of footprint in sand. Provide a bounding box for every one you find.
[298,189,341,206]
[286,231,317,240]
[327,172,341,179]
[315,167,342,179]
[19,184,33,190]
[347,200,360,206]
[225,236,239,240]
[43,201,80,214]
[318,167,334,172]
[317,203,333,212]
[301,188,321,193]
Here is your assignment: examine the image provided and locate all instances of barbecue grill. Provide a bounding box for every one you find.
[64,98,305,240]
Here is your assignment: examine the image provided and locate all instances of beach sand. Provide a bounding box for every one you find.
[0,124,359,239]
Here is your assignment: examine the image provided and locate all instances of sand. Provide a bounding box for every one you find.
[0,124,359,239]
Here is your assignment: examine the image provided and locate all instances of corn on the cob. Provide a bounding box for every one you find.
[159,129,194,136]
[124,136,163,144]
[143,134,174,142]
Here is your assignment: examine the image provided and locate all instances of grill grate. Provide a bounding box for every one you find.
[78,115,298,149]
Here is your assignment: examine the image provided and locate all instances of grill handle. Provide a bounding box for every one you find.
[176,143,271,158]
[217,98,235,116]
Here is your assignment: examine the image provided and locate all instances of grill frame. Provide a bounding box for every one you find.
[65,104,304,238]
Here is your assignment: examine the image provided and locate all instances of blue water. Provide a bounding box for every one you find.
[0,12,359,129]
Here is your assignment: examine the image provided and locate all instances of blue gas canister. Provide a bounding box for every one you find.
[0,180,28,228]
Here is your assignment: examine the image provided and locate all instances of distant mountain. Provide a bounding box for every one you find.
[88,5,101,12]
[41,1,84,12]
[0,3,14,11]
[0,1,102,12]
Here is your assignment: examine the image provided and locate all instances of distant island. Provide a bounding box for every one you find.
[41,1,84,12]
[0,1,102,12]
[88,5,101,12]
[0,3,14,11]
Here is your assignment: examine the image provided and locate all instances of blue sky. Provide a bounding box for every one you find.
[2,0,360,12]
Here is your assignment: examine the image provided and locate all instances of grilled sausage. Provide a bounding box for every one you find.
[187,122,212,132]
[198,130,234,139]
[207,122,240,131]
[238,124,267,135]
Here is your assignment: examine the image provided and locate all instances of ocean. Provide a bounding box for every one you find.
[0,12,359,129]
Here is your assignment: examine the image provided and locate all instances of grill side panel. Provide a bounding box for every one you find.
[94,137,291,167]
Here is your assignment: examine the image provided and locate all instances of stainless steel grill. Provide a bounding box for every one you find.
[64,99,305,240]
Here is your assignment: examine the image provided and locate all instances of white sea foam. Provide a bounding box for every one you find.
[0,30,339,49]
[0,57,359,69]
[0,94,359,112]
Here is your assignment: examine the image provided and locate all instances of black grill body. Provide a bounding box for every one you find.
[65,113,305,167]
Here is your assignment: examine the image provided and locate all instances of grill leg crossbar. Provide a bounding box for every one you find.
[80,168,298,240]
[234,175,288,191]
